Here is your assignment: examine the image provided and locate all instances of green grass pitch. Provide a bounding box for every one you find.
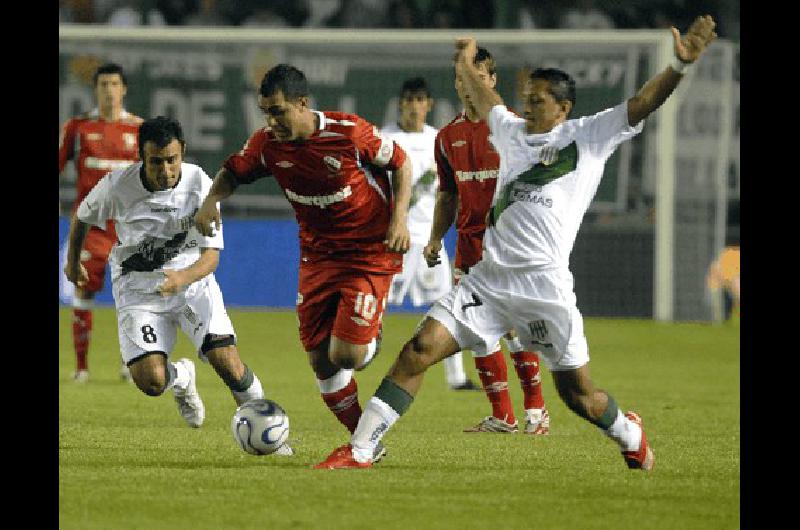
[59,307,739,529]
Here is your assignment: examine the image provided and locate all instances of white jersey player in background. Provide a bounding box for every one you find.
[64,116,290,453]
[316,16,717,470]
[381,77,479,391]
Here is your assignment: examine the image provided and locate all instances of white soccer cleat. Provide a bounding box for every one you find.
[172,359,205,428]
[72,370,90,383]
[463,415,519,433]
[524,408,550,435]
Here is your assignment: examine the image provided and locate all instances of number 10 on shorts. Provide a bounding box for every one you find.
[353,292,386,322]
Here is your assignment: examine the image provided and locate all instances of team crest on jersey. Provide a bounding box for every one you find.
[123,133,136,150]
[323,155,342,173]
[277,160,294,168]
[451,140,466,147]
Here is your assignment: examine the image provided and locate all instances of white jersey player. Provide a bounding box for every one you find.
[64,116,291,454]
[316,19,718,470]
[382,77,479,391]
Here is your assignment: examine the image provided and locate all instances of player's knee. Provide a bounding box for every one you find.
[329,349,358,370]
[203,335,240,372]
[397,334,436,375]
[129,355,169,396]
[135,374,168,396]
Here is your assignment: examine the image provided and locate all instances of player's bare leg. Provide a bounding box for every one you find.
[315,317,459,468]
[503,329,549,435]
[552,365,653,470]
[202,334,264,405]
[128,352,205,427]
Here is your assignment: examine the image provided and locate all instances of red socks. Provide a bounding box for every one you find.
[511,351,545,410]
[72,309,92,371]
[474,349,516,424]
[321,378,363,434]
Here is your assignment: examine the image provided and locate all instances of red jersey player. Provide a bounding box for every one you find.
[195,64,412,462]
[423,47,550,435]
[59,63,143,383]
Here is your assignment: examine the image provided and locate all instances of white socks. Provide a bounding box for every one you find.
[317,368,354,394]
[351,397,399,463]
[604,410,642,452]
[444,352,468,386]
[232,374,264,405]
[166,360,190,393]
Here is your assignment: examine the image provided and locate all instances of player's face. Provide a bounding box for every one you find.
[143,139,183,190]
[454,62,496,111]
[259,91,311,142]
[399,91,432,127]
[523,79,569,134]
[95,73,126,110]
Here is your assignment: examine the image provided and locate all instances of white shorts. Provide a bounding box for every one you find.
[388,242,451,307]
[116,275,236,365]
[427,261,589,371]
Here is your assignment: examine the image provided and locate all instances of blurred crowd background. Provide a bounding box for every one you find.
[59,0,740,40]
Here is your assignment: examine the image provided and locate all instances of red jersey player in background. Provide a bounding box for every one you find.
[59,63,143,383]
[195,64,412,462]
[423,47,550,435]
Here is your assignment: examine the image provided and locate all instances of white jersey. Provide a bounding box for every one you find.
[483,103,643,270]
[76,162,223,310]
[380,123,439,245]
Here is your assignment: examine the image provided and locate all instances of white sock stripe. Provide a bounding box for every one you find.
[316,368,354,394]
[72,298,95,310]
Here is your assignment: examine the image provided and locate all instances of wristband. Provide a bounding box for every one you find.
[669,57,692,75]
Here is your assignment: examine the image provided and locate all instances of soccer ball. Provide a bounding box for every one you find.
[231,399,290,455]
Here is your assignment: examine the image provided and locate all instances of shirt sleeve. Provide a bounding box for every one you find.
[76,172,114,228]
[354,118,407,171]
[434,132,456,193]
[58,119,77,173]
[487,104,526,159]
[222,129,273,185]
[574,102,644,157]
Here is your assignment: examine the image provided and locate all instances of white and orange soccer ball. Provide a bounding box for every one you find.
[231,399,290,455]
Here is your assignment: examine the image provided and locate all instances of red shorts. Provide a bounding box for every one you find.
[297,263,393,352]
[80,226,115,293]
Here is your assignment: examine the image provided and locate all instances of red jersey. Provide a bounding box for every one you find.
[59,109,142,236]
[434,112,500,270]
[224,111,408,274]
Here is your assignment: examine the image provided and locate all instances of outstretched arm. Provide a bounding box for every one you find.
[453,38,504,121]
[627,15,717,126]
[195,168,237,237]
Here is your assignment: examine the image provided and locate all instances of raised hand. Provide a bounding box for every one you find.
[671,15,717,64]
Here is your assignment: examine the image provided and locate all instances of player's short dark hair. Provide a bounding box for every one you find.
[475,47,496,76]
[530,68,576,112]
[138,116,185,158]
[400,77,431,98]
[93,63,127,86]
[260,64,309,100]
